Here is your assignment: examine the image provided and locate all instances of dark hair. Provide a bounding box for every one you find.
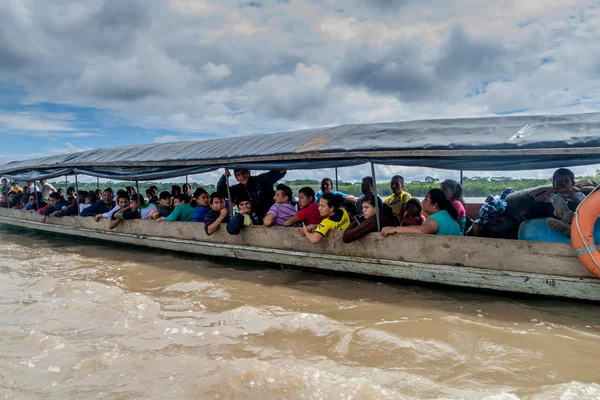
[30,192,43,202]
[362,176,374,186]
[145,188,154,196]
[427,188,458,220]
[117,189,127,197]
[57,188,64,194]
[234,169,250,177]
[406,198,422,213]
[193,187,208,198]
[182,183,191,192]
[149,185,158,191]
[85,194,95,202]
[276,184,293,202]
[48,192,60,200]
[171,185,182,196]
[67,186,75,193]
[159,191,172,200]
[320,193,344,210]
[102,188,113,195]
[553,168,575,186]
[175,194,190,204]
[361,194,384,210]
[210,192,225,203]
[233,193,251,205]
[67,195,75,204]
[440,179,464,205]
[129,195,145,205]
[391,175,405,183]
[320,178,333,192]
[117,193,129,202]
[299,186,315,202]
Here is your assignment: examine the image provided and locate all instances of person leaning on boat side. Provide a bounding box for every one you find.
[226,193,263,235]
[95,193,129,222]
[440,179,467,234]
[315,178,357,203]
[217,168,287,218]
[109,195,157,229]
[301,193,350,244]
[263,184,297,227]
[27,192,46,212]
[381,189,461,237]
[384,175,412,217]
[204,192,229,235]
[150,191,173,220]
[342,195,399,243]
[283,187,323,229]
[191,188,211,222]
[158,194,194,222]
[39,179,57,200]
[80,188,116,217]
[40,192,69,223]
[53,195,79,217]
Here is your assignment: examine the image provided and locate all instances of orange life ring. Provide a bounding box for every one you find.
[571,190,600,278]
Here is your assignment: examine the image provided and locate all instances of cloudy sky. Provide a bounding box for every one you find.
[1,0,600,183]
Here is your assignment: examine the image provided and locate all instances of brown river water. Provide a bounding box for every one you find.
[1,227,599,399]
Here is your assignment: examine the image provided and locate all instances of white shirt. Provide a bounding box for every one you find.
[41,183,57,200]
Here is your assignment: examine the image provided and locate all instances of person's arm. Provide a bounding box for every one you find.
[381,218,438,237]
[206,209,228,235]
[226,213,245,235]
[109,218,121,230]
[564,189,584,203]
[258,170,287,186]
[80,202,99,217]
[263,206,277,227]
[302,223,325,244]
[283,214,302,227]
[342,218,377,243]
[163,205,182,222]
[216,173,229,194]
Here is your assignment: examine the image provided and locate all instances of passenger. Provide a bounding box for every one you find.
[127,186,137,196]
[158,194,194,222]
[109,195,157,229]
[183,183,192,198]
[204,193,229,235]
[315,178,357,203]
[1,178,10,196]
[7,192,17,208]
[301,193,350,243]
[263,184,297,227]
[149,191,173,220]
[40,192,69,223]
[16,195,28,210]
[53,195,79,217]
[80,189,116,217]
[401,198,426,226]
[40,179,57,200]
[94,189,102,201]
[355,176,382,216]
[0,192,7,208]
[27,192,47,212]
[384,175,412,216]
[80,194,95,214]
[441,179,467,234]
[26,180,41,195]
[67,186,76,197]
[56,188,65,200]
[217,168,286,218]
[283,187,323,228]
[22,186,29,196]
[147,186,159,204]
[191,188,211,222]
[226,194,263,235]
[95,193,129,222]
[9,181,22,194]
[171,185,182,198]
[342,195,399,243]
[381,189,461,237]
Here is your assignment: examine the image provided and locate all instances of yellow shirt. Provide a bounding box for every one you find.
[315,208,350,237]
[384,191,412,215]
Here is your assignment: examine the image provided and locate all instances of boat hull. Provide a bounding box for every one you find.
[0,208,598,301]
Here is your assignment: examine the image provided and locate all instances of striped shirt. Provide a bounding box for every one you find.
[266,203,297,226]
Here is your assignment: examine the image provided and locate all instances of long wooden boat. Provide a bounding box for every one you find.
[1,112,600,301]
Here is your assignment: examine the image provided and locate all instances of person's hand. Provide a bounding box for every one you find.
[296,227,306,236]
[381,226,397,237]
[95,214,103,222]
[220,208,228,218]
[40,215,46,223]
[305,224,317,232]
[346,195,358,203]
[224,168,231,177]
[157,217,164,223]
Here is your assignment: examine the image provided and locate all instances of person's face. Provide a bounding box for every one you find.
[554,174,573,191]
[159,197,171,207]
[322,181,333,193]
[1,179,6,186]
[57,189,64,197]
[297,192,311,209]
[441,185,453,200]
[118,197,129,209]
[173,198,182,207]
[102,191,113,204]
[238,200,252,214]
[390,178,404,195]
[67,189,75,195]
[361,180,373,195]
[29,196,36,204]
[183,185,191,195]
[362,202,376,219]
[273,190,288,204]
[407,203,419,216]
[129,200,138,210]
[211,197,224,212]
[85,197,93,204]
[197,193,209,206]
[27,181,33,186]
[235,170,250,186]
[48,198,57,207]
[422,194,435,214]
[318,198,334,217]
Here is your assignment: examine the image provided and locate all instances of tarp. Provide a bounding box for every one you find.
[2,112,600,180]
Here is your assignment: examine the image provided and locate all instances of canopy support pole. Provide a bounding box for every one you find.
[370,162,381,232]
[335,168,339,191]
[225,172,233,217]
[33,184,39,212]
[185,175,189,184]
[65,176,68,192]
[96,177,100,190]
[74,174,79,214]
[135,180,141,218]
[460,170,464,186]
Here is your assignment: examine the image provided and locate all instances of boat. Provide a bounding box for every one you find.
[1,112,600,301]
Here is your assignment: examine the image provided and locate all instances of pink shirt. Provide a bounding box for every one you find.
[452,199,466,219]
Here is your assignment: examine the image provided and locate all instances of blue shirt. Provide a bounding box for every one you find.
[315,190,349,202]
[428,210,462,236]
[192,205,210,222]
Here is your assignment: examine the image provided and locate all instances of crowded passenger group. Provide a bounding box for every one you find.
[0,166,588,242]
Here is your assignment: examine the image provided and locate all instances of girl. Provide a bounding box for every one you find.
[342,195,398,243]
[302,193,350,243]
[441,179,466,234]
[401,198,426,226]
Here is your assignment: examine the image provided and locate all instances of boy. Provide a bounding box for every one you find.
[158,194,194,222]
[226,194,263,234]
[150,191,173,219]
[283,187,322,228]
[109,195,156,229]
[40,192,69,223]
[263,184,297,227]
[204,193,229,235]
[95,193,129,222]
[385,175,412,216]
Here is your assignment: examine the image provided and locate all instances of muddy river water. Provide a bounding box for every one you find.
[0,228,599,399]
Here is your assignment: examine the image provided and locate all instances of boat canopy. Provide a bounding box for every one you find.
[2,112,600,180]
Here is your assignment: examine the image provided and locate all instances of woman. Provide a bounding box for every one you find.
[182,183,192,198]
[381,189,461,237]
[191,188,211,222]
[315,178,357,203]
[301,193,350,243]
[441,179,466,234]
[342,195,399,243]
[171,185,182,198]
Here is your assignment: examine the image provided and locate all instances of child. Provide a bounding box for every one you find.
[441,179,467,234]
[226,194,263,234]
[401,198,426,226]
[204,193,229,235]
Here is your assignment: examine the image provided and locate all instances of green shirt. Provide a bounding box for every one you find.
[164,203,195,222]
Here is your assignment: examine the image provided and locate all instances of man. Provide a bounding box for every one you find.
[80,188,116,217]
[384,175,412,216]
[217,168,286,218]
[39,179,57,200]
[1,178,10,197]
[226,193,263,234]
[283,187,322,228]
[263,184,297,227]
[95,193,129,222]
[204,193,229,235]
[355,176,378,215]
[9,181,22,194]
[26,180,41,195]
[40,192,68,223]
[109,195,156,229]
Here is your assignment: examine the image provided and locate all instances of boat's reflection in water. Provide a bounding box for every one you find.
[1,229,599,399]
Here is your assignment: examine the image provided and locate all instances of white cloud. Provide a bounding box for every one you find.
[201,62,232,80]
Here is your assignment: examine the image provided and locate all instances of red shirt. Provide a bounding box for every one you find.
[295,202,323,225]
